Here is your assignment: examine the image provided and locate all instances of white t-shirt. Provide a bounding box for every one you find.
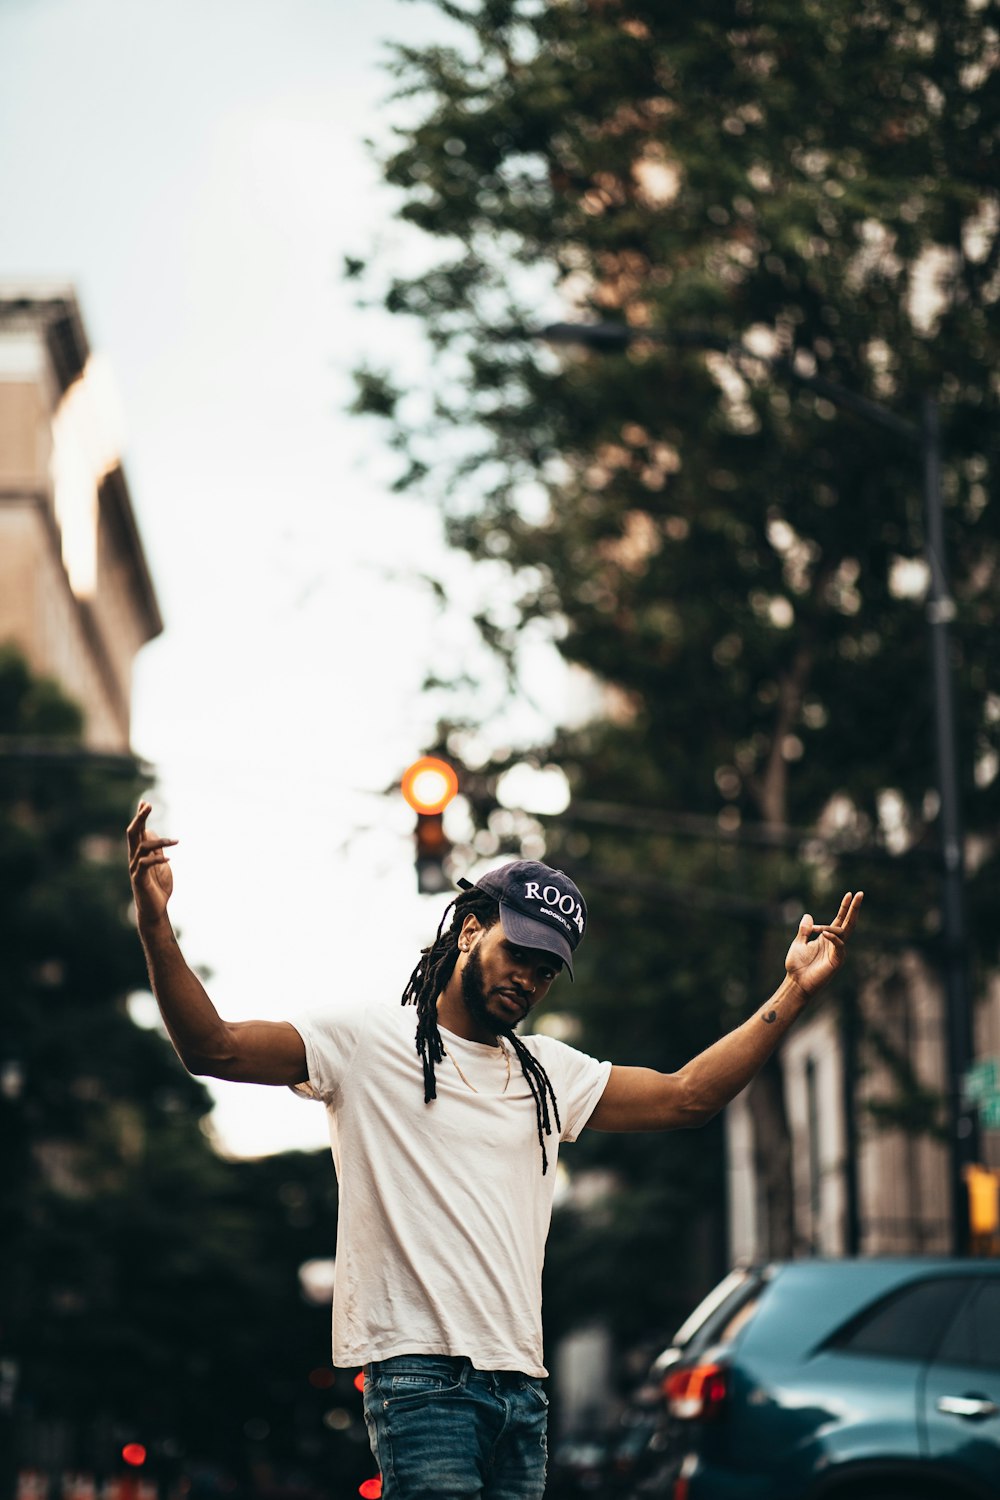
[290,996,611,1377]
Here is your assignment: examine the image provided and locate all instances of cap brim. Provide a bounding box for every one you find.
[498,900,575,980]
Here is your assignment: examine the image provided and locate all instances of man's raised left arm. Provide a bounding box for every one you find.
[586,891,863,1133]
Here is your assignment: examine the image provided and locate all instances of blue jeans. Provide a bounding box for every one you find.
[363,1355,549,1500]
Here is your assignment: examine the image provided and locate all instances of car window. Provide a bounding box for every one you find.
[716,1291,762,1345]
[649,1270,765,1378]
[670,1269,755,1351]
[936,1280,1000,1371]
[831,1277,970,1362]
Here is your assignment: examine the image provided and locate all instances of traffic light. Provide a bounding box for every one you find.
[401,757,459,894]
[965,1163,1000,1243]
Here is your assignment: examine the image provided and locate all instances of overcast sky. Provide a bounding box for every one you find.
[0,0,571,1155]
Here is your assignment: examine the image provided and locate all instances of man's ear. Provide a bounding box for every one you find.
[458,914,483,951]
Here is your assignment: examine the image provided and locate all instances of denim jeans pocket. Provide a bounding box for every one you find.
[368,1362,465,1409]
[385,1371,462,1404]
[520,1379,549,1411]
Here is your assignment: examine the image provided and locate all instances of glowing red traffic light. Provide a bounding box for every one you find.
[122,1445,147,1467]
[358,1479,382,1499]
[353,1370,365,1393]
[401,757,458,816]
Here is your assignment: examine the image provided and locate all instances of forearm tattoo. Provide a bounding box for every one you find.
[761,1009,778,1024]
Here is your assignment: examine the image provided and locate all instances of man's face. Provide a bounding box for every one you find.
[459,919,562,1033]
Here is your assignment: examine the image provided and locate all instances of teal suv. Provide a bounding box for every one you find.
[655,1259,1000,1500]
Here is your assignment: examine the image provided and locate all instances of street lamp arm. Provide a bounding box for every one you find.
[769,356,919,443]
[537,320,633,350]
[532,319,919,443]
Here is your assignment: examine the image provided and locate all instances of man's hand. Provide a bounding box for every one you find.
[127,800,178,925]
[589,889,864,1133]
[784,890,864,998]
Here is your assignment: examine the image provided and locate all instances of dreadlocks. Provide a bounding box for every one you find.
[401,888,563,1173]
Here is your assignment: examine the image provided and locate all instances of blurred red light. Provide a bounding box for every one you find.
[308,1367,335,1389]
[122,1445,147,1467]
[353,1370,365,1393]
[664,1362,728,1420]
[358,1479,382,1499]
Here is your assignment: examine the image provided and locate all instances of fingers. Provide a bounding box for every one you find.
[128,802,178,863]
[832,890,864,937]
[126,798,176,840]
[132,850,174,874]
[128,832,178,878]
[126,800,151,851]
[803,892,864,944]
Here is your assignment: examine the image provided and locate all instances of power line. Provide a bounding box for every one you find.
[557,796,936,865]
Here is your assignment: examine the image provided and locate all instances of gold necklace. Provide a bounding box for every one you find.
[441,1038,511,1094]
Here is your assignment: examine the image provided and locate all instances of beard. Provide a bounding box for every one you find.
[459,943,514,1038]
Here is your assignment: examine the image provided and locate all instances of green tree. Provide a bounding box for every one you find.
[353,0,1000,1335]
[0,649,357,1493]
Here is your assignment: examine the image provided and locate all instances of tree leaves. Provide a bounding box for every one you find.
[353,0,1000,1331]
[0,653,346,1487]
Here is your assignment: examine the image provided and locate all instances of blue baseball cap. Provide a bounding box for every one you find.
[458,860,587,978]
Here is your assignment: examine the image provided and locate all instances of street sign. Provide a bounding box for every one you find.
[964,1058,1000,1129]
[964,1059,999,1101]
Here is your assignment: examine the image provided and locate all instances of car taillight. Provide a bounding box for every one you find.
[664,1361,728,1420]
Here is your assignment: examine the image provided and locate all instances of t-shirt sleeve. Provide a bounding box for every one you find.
[287,997,370,1106]
[531,1035,612,1143]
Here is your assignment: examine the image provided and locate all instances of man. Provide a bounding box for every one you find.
[127,801,862,1500]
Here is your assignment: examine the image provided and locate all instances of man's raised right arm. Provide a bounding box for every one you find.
[127,801,308,1086]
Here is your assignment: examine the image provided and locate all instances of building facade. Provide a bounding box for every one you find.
[0,288,161,750]
[727,955,1000,1263]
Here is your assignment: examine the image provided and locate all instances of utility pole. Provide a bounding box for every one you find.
[922,394,978,1248]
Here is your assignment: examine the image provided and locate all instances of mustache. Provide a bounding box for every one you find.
[494,987,534,1021]
[459,952,522,1038]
